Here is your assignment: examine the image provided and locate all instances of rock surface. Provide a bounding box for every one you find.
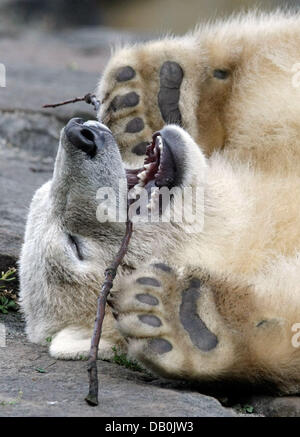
[248,395,300,417]
[0,313,237,417]
[0,145,53,274]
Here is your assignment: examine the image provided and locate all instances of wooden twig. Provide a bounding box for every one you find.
[43,93,101,112]
[85,219,133,406]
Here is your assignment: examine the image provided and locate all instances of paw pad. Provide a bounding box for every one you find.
[136,293,159,306]
[116,66,136,82]
[158,61,183,124]
[125,117,145,133]
[131,142,148,156]
[139,314,162,327]
[152,263,173,273]
[136,277,161,287]
[148,338,173,354]
[109,92,140,112]
[180,279,218,351]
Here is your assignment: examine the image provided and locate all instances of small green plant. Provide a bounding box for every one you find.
[0,268,17,314]
[234,403,255,414]
[111,347,143,372]
[45,337,52,343]
[0,391,23,406]
[0,296,17,314]
[79,355,88,361]
[0,268,16,288]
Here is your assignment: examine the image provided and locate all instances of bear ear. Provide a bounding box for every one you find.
[213,69,230,80]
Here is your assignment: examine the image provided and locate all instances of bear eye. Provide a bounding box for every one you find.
[213,69,229,80]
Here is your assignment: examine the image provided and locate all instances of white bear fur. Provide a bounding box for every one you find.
[19,11,300,393]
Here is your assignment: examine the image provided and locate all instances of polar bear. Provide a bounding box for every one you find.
[20,11,300,394]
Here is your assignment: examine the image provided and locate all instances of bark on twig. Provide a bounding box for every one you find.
[43,93,100,112]
[85,219,133,406]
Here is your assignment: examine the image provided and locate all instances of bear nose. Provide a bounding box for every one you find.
[65,118,109,158]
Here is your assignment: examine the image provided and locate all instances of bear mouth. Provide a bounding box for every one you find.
[126,132,178,203]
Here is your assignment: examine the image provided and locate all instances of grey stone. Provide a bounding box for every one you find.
[248,395,300,417]
[0,145,52,275]
[0,313,238,417]
[0,28,149,122]
[0,0,103,29]
[1,64,99,122]
[0,112,63,158]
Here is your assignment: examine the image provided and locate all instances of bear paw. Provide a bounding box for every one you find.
[111,263,225,380]
[97,40,199,166]
[49,326,123,361]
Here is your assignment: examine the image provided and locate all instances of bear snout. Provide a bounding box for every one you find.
[64,117,112,158]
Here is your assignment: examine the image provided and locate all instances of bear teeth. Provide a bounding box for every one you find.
[137,170,147,181]
[129,134,164,206]
[158,136,163,151]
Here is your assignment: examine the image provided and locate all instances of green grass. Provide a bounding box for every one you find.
[0,268,18,314]
[79,355,88,361]
[111,347,143,372]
